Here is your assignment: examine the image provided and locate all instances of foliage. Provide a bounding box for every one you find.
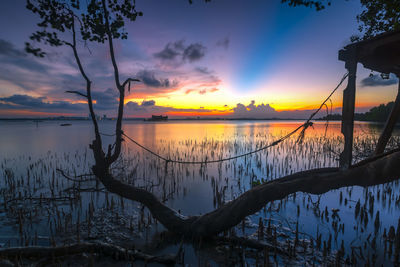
[281,0,400,40]
[361,102,396,121]
[281,0,399,39]
[25,0,142,55]
[281,0,331,11]
[319,102,397,122]
[357,0,400,39]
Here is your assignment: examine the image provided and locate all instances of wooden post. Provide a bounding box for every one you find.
[374,78,400,155]
[339,55,357,170]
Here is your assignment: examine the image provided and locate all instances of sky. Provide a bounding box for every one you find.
[0,0,399,119]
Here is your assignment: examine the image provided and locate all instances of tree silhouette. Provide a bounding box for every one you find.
[26,0,141,174]
[357,0,400,39]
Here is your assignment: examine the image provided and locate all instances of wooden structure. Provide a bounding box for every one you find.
[338,30,400,169]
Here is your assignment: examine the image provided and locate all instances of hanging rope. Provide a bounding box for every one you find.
[104,72,349,165]
[121,122,311,164]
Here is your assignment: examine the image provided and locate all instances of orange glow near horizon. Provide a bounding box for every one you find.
[165,111,232,117]
[3,81,395,118]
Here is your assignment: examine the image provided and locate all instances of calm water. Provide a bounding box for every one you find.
[0,119,399,265]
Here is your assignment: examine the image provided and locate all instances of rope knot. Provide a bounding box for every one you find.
[304,121,313,129]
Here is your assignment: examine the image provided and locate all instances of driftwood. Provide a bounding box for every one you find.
[0,242,177,264]
[92,147,400,237]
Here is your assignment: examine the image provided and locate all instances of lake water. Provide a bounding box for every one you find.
[0,119,399,265]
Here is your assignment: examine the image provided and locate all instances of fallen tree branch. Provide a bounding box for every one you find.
[353,146,400,167]
[0,242,176,264]
[94,148,400,237]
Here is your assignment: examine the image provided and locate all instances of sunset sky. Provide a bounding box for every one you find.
[0,0,399,119]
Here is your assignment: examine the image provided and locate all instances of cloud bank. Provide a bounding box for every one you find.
[360,74,398,87]
[153,40,206,66]
[229,101,318,119]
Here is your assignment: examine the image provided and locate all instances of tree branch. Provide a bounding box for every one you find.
[122,78,140,89]
[65,90,88,98]
[68,10,103,155]
[101,0,122,90]
[101,0,126,165]
[94,148,400,237]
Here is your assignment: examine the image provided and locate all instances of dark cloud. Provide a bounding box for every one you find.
[0,40,58,95]
[0,94,86,111]
[0,94,45,107]
[153,40,206,65]
[199,74,221,84]
[0,39,49,74]
[136,70,178,88]
[125,101,141,111]
[0,89,119,113]
[0,39,26,57]
[125,100,216,116]
[193,67,221,90]
[153,40,183,61]
[185,87,219,95]
[216,37,230,50]
[195,67,213,75]
[141,99,156,106]
[360,74,398,87]
[183,43,206,62]
[92,88,119,110]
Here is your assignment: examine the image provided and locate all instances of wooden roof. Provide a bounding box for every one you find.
[339,30,400,75]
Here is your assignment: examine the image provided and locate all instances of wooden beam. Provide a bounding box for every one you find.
[339,31,400,75]
[339,53,357,170]
[375,79,400,155]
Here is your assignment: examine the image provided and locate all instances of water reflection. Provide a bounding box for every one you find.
[0,119,399,265]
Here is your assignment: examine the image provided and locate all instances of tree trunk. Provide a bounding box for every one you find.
[92,148,400,237]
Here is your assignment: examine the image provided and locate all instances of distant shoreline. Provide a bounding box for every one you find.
[0,117,387,124]
[1,117,315,121]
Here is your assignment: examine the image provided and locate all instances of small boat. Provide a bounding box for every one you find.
[60,123,72,126]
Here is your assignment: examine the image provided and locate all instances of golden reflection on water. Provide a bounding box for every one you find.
[121,120,383,149]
